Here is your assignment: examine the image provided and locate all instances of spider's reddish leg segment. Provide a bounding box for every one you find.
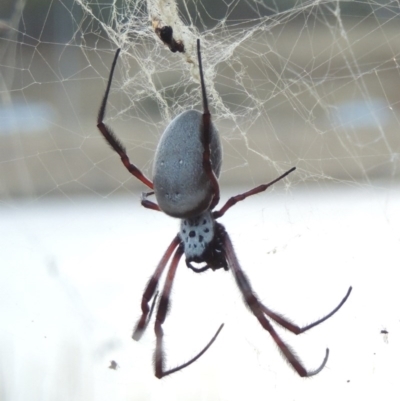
[141,192,162,212]
[213,167,296,219]
[154,243,224,379]
[197,39,220,210]
[132,235,180,340]
[223,230,329,377]
[97,48,154,190]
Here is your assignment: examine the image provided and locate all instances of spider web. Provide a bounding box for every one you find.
[1,1,399,400]
[1,0,399,201]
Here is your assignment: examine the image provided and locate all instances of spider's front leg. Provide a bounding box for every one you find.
[132,235,180,340]
[260,287,352,335]
[223,227,351,377]
[153,243,224,378]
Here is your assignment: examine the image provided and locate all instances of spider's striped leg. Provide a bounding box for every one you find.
[132,235,180,341]
[213,167,296,219]
[223,228,328,377]
[154,242,224,379]
[97,48,153,190]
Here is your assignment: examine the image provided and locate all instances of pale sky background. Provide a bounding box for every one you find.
[1,183,398,401]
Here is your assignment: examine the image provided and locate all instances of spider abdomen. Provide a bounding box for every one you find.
[153,110,222,218]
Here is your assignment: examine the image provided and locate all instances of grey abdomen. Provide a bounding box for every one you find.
[153,110,222,218]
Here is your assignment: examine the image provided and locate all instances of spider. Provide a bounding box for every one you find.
[97,40,352,379]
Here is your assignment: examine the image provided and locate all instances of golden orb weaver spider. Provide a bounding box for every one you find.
[97,39,352,378]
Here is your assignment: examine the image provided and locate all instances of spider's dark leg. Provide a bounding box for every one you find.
[213,167,296,219]
[197,39,220,210]
[223,230,328,377]
[132,235,180,340]
[97,48,154,190]
[260,287,352,334]
[141,192,162,212]
[154,243,224,378]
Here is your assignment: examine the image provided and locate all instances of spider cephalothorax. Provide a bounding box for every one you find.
[180,212,228,272]
[97,39,352,379]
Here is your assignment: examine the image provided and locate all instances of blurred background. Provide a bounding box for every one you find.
[1,1,399,400]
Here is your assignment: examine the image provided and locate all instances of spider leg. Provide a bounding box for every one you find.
[197,39,220,210]
[260,287,352,334]
[97,48,154,190]
[132,235,180,341]
[141,191,162,212]
[154,243,224,378]
[213,167,296,219]
[223,230,328,377]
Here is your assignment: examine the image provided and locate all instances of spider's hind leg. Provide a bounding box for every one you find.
[97,48,154,190]
[197,39,220,210]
